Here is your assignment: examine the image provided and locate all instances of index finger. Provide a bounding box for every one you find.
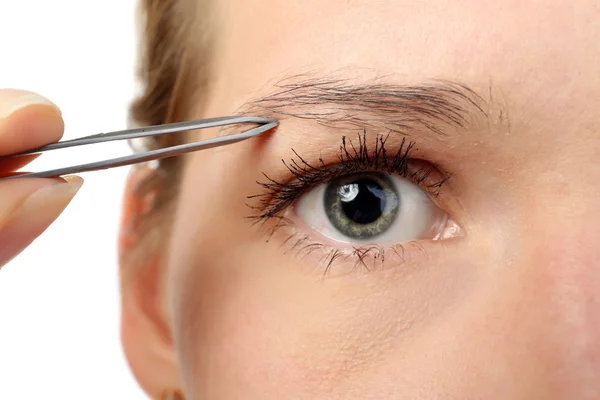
[0,89,64,156]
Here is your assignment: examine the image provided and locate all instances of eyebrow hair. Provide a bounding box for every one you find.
[239,73,490,137]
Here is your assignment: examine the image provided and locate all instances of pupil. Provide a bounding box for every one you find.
[338,179,386,224]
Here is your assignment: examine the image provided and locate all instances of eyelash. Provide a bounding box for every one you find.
[246,131,450,272]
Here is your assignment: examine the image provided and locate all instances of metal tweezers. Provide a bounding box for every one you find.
[0,116,278,181]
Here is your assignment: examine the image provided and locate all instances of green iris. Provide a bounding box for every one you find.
[324,173,400,239]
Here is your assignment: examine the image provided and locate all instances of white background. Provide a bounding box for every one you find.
[0,1,147,398]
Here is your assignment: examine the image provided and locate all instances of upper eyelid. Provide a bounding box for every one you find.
[247,132,449,222]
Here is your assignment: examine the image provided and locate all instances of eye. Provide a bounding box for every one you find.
[295,172,453,245]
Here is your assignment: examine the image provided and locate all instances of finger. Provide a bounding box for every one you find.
[0,176,83,268]
[0,89,64,156]
[0,154,39,173]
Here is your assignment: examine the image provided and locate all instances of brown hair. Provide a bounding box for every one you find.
[125,0,213,261]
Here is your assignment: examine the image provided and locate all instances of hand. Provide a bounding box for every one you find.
[0,89,83,268]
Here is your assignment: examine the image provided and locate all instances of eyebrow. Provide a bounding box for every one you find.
[239,73,490,137]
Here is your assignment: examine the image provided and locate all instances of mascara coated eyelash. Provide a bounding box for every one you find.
[247,130,449,222]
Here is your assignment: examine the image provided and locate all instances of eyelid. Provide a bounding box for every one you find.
[248,132,451,222]
[245,128,469,274]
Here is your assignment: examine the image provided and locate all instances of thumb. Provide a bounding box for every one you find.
[0,176,83,267]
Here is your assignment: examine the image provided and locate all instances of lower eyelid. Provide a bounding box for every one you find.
[262,218,450,276]
[250,204,461,276]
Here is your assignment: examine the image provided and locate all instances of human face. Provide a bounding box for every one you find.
[166,1,600,398]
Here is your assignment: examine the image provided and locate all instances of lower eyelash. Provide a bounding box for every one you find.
[273,221,435,277]
[268,217,389,275]
[256,214,431,276]
[289,233,386,276]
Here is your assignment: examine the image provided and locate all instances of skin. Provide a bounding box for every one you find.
[4,0,600,399]
[0,90,82,268]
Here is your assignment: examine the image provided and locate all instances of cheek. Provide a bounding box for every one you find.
[168,218,479,399]
[169,240,383,398]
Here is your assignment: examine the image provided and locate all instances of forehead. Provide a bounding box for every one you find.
[199,0,599,132]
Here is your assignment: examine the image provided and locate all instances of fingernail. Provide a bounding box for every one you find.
[0,90,61,119]
[160,391,185,400]
[9,176,83,225]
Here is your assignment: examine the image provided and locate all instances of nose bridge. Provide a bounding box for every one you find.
[513,175,600,397]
